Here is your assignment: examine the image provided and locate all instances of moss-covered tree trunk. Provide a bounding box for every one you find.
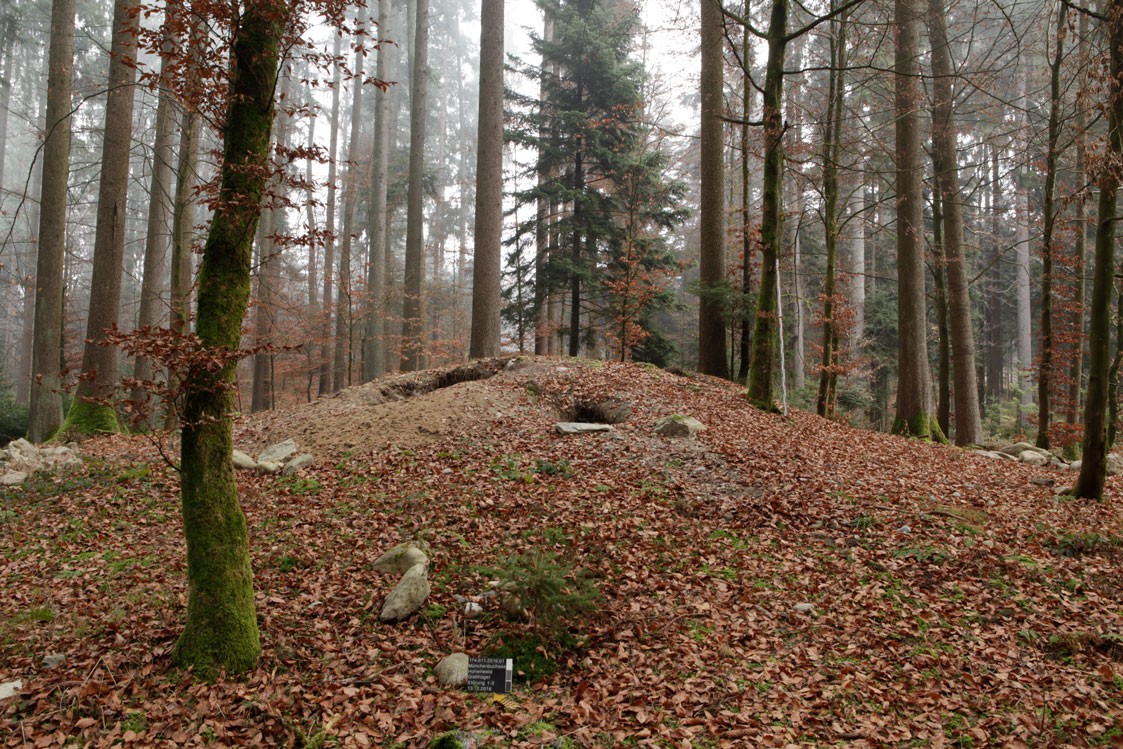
[173,0,288,676]
[1072,0,1123,500]
[747,0,787,407]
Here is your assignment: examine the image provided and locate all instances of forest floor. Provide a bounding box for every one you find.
[2,357,1123,748]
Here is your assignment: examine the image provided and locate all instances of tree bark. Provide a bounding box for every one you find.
[131,17,180,425]
[362,0,393,382]
[1067,9,1089,431]
[1036,1,1067,449]
[747,0,787,406]
[400,0,430,371]
[927,0,982,445]
[1015,67,1033,409]
[61,0,138,436]
[26,0,75,442]
[469,0,504,359]
[1072,0,1123,499]
[335,40,365,390]
[816,8,846,419]
[697,0,727,378]
[892,0,940,439]
[173,0,289,676]
[319,32,343,394]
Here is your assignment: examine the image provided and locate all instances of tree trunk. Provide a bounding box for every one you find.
[932,190,951,435]
[335,40,365,390]
[1015,68,1033,409]
[747,0,786,406]
[697,0,727,378]
[1067,10,1089,431]
[816,8,845,418]
[737,18,755,383]
[61,0,138,436]
[1072,0,1123,499]
[985,146,1004,402]
[251,205,275,412]
[847,178,865,349]
[1036,1,1067,449]
[173,0,289,676]
[469,0,504,359]
[400,0,429,371]
[319,32,343,394]
[927,0,982,445]
[892,0,940,439]
[363,0,393,382]
[131,19,180,425]
[26,0,75,442]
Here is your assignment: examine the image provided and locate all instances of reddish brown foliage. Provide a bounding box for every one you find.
[2,360,1122,746]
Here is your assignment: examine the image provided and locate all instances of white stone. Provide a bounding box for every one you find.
[464,602,483,619]
[1019,451,1049,467]
[372,542,429,574]
[281,454,314,476]
[0,471,27,486]
[655,415,705,438]
[232,449,258,470]
[380,563,430,623]
[793,603,815,614]
[555,422,613,435]
[0,680,21,700]
[258,439,297,464]
[256,461,283,475]
[435,652,469,687]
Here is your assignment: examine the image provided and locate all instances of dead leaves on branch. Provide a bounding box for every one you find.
[3,359,1123,746]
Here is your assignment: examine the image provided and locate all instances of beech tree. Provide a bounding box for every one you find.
[173,0,290,675]
[400,0,430,371]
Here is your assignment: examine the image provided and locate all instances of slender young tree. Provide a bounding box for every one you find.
[400,0,430,371]
[335,37,365,390]
[26,0,75,442]
[816,6,846,418]
[319,31,343,394]
[469,0,504,359]
[1036,1,1067,449]
[698,0,727,378]
[362,0,393,382]
[60,0,138,435]
[173,0,290,676]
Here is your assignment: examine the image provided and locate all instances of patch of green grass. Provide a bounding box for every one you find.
[894,545,951,565]
[533,458,573,479]
[278,476,321,495]
[121,711,149,733]
[687,620,713,642]
[1049,532,1123,558]
[276,555,301,574]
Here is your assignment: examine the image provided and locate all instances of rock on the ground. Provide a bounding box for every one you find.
[1019,450,1049,467]
[0,680,20,700]
[435,652,469,687]
[1001,442,1050,458]
[41,653,65,669]
[555,422,613,435]
[256,461,283,475]
[1,471,27,486]
[373,542,430,574]
[281,454,314,476]
[1109,454,1123,476]
[380,563,430,623]
[232,449,258,470]
[793,603,815,614]
[258,439,297,464]
[655,415,705,438]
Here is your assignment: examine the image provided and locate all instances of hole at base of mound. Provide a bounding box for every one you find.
[564,397,632,425]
